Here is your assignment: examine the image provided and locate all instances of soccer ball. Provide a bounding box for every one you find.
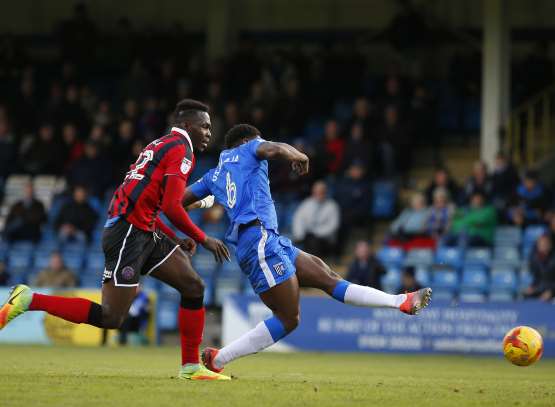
[502,326,544,366]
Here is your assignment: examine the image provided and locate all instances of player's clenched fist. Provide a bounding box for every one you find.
[292,153,309,176]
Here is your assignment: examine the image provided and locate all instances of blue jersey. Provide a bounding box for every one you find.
[189,137,279,243]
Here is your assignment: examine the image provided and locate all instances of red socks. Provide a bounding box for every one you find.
[178,307,205,365]
[29,293,97,325]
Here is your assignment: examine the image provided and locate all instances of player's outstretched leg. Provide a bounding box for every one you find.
[295,252,432,315]
[0,280,137,330]
[203,275,300,373]
[149,248,230,381]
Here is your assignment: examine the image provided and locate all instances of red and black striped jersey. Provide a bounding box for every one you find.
[108,127,195,232]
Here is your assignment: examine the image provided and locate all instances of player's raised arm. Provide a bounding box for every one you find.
[256,141,310,175]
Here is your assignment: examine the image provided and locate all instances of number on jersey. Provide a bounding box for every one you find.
[226,171,237,208]
[126,150,154,181]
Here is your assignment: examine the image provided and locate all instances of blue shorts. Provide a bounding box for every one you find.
[235,226,300,294]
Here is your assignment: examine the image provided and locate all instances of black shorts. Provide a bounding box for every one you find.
[102,218,179,287]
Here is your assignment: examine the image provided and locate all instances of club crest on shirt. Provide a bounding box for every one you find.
[273,262,286,276]
[181,158,192,174]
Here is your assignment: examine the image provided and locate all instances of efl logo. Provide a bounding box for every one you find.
[273,262,286,276]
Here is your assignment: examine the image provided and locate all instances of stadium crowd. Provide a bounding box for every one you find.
[0,4,554,305]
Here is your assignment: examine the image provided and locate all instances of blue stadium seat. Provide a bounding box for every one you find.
[63,242,86,254]
[461,267,488,291]
[459,289,487,303]
[435,247,463,269]
[303,119,325,142]
[80,274,100,288]
[464,248,492,268]
[381,270,401,293]
[405,249,433,267]
[523,225,547,248]
[33,253,51,269]
[371,181,396,219]
[431,289,455,302]
[432,270,458,292]
[377,247,404,267]
[519,270,534,290]
[10,241,35,252]
[63,253,84,270]
[8,252,31,269]
[494,226,522,246]
[192,250,219,278]
[220,257,241,278]
[202,222,227,240]
[86,253,105,271]
[493,247,520,267]
[490,269,517,292]
[214,277,241,306]
[489,291,515,302]
[415,267,430,286]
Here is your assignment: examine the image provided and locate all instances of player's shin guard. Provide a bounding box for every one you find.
[29,293,103,326]
[179,296,205,366]
[214,315,287,369]
[331,280,406,308]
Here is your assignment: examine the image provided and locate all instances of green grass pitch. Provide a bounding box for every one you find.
[0,345,553,407]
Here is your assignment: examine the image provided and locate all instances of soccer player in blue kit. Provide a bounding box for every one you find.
[183,124,432,374]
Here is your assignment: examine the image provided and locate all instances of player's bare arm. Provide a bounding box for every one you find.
[256,141,310,175]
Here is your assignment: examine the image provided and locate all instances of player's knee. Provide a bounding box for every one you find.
[179,274,205,300]
[281,312,300,333]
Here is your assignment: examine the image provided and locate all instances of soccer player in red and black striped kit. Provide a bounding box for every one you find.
[0,99,232,380]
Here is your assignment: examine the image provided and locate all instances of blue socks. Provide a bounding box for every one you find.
[331,280,351,303]
[263,315,287,341]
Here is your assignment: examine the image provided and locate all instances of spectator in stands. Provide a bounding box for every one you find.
[292,181,340,257]
[462,161,492,205]
[427,187,455,239]
[410,84,438,155]
[335,161,372,236]
[390,192,429,241]
[67,141,111,198]
[20,123,63,175]
[341,123,372,174]
[549,217,555,244]
[346,241,385,290]
[59,84,89,131]
[61,123,84,171]
[524,234,555,302]
[376,105,410,177]
[425,168,460,205]
[0,118,17,190]
[4,182,46,242]
[316,120,345,177]
[33,251,78,288]
[0,262,10,286]
[491,152,519,211]
[112,120,137,181]
[396,266,422,295]
[349,97,374,139]
[446,191,497,247]
[55,186,98,243]
[508,170,549,227]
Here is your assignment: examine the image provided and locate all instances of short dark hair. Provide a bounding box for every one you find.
[224,124,261,148]
[172,99,209,126]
